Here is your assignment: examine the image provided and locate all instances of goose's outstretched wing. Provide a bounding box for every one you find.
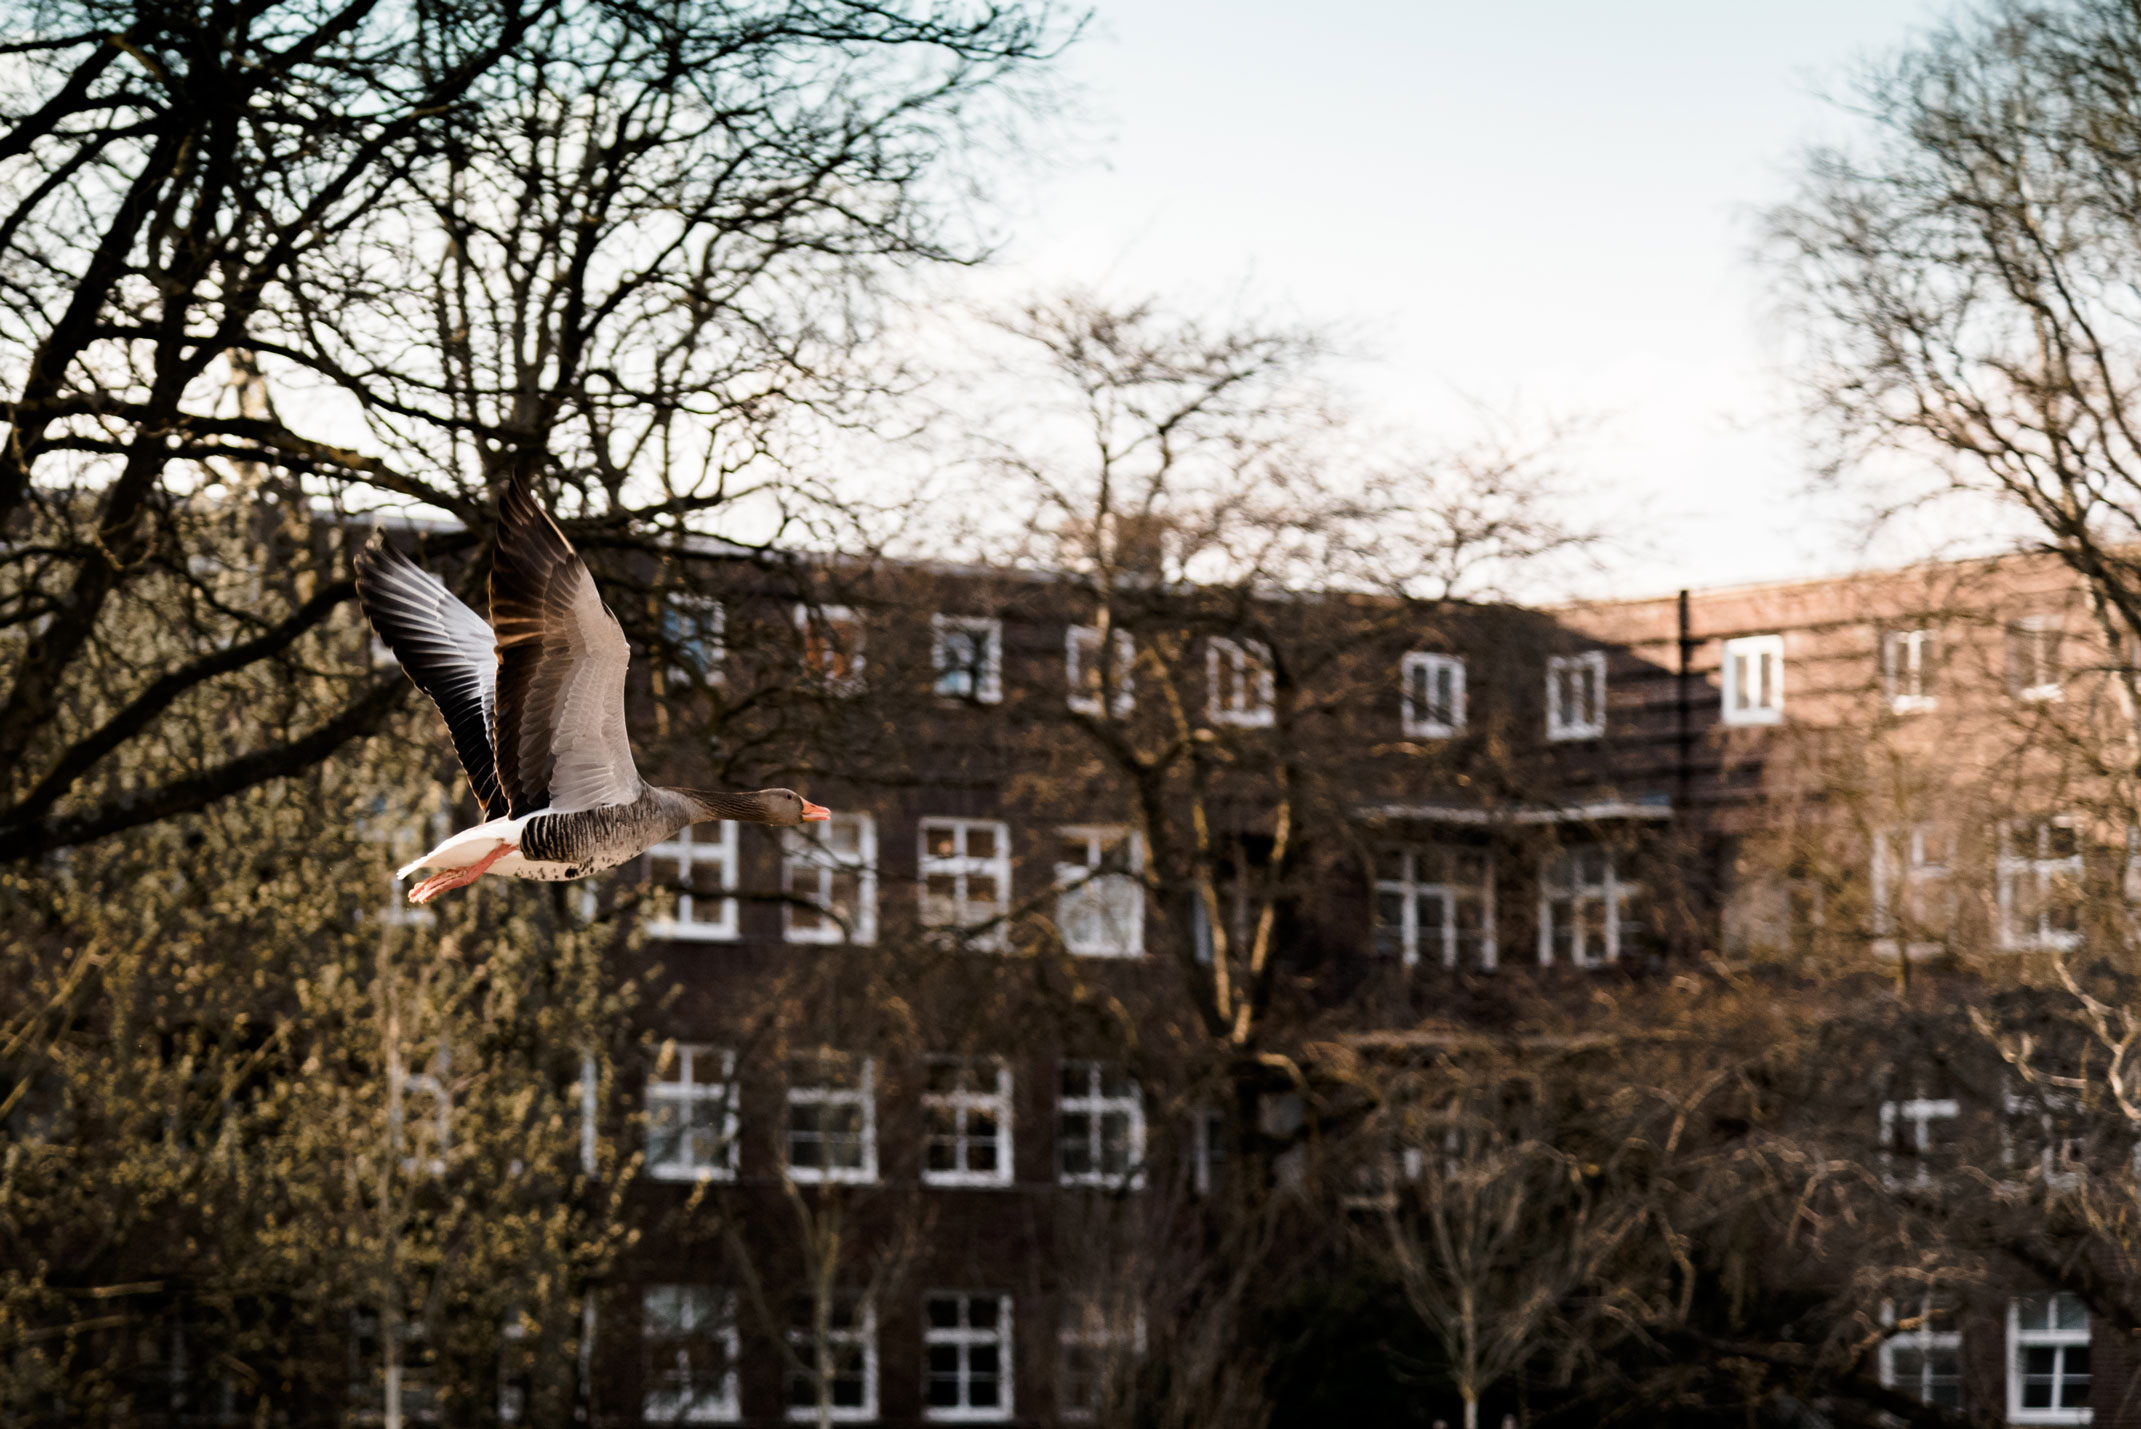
[488,478,641,817]
[353,533,505,819]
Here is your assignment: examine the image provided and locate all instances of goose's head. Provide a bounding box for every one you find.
[680,787,831,827]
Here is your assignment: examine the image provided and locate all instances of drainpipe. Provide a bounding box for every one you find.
[1676,589,1693,805]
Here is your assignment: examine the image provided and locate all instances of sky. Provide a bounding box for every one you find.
[967,0,1959,601]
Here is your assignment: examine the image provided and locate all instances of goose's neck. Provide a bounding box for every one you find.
[666,787,763,824]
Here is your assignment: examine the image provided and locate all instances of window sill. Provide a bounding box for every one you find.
[785,1167,878,1186]
[1401,721,1463,740]
[648,1165,737,1184]
[784,929,876,948]
[923,1409,1013,1424]
[923,1172,1015,1190]
[643,1397,740,1425]
[649,920,740,943]
[1999,935,2084,954]
[1058,1173,1146,1191]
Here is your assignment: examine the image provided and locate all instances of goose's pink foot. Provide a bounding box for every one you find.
[408,843,515,904]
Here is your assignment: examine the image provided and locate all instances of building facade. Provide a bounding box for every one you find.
[492,545,2138,1428]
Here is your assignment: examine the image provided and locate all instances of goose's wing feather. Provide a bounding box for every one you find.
[488,478,641,817]
[353,533,505,819]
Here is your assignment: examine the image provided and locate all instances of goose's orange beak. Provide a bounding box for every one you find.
[801,801,832,822]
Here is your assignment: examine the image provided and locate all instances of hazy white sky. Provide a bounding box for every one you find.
[969,0,1958,600]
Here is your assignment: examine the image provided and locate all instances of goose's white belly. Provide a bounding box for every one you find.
[398,813,644,884]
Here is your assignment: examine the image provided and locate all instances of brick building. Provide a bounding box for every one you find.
[550,543,2131,1428]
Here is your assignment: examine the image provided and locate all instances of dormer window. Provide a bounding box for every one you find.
[1545,651,1605,741]
[1721,635,1785,726]
[1067,624,1134,717]
[1400,652,1465,738]
[933,615,1003,704]
[796,603,865,695]
[1207,637,1274,728]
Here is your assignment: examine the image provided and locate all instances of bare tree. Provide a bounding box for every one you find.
[1359,1053,1643,1429]
[1771,0,2141,754]
[0,0,1072,864]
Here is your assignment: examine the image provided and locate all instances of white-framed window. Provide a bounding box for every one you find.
[921,818,1012,951]
[349,1309,437,1423]
[1872,825,1952,958]
[500,1309,532,1423]
[646,1044,738,1183]
[1877,1296,1961,1408]
[1721,634,1785,725]
[1373,844,1495,970]
[785,1052,876,1184]
[2009,1293,2091,1424]
[1067,624,1134,717]
[1400,652,1466,738]
[1058,1300,1144,1423]
[647,822,739,941]
[364,801,448,929]
[643,1286,740,1424]
[1537,845,1638,967]
[923,1293,1012,1422]
[390,1047,453,1176]
[2004,1084,2088,1190]
[785,1293,877,1423]
[796,603,866,696]
[1059,1061,1145,1190]
[1545,651,1606,741]
[1207,637,1274,728]
[1883,628,1938,713]
[1054,826,1145,958]
[579,1050,600,1175]
[2009,617,2065,701]
[1191,1107,1227,1197]
[923,1056,1013,1188]
[783,813,877,946]
[1999,817,2084,952]
[931,614,1003,704]
[662,595,726,687]
[1879,1093,1959,1188]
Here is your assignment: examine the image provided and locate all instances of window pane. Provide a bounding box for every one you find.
[2062,1345,2090,1406]
[1374,892,1406,957]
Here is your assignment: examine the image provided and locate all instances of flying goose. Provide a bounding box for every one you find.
[354,479,829,904]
